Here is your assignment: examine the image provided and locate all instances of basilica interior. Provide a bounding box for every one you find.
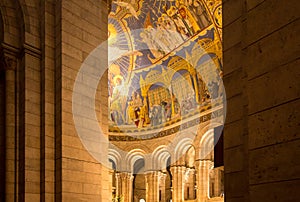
[107,0,225,201]
[0,0,298,202]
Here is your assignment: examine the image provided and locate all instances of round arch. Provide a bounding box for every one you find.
[108,148,122,171]
[0,0,23,48]
[151,145,171,171]
[199,128,214,160]
[173,137,194,166]
[125,149,146,173]
[194,121,223,160]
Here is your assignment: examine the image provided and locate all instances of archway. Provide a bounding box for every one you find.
[165,157,172,202]
[184,146,197,200]
[133,159,146,202]
[107,0,224,201]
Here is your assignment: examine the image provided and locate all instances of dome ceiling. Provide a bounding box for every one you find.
[108,0,224,136]
[108,0,222,68]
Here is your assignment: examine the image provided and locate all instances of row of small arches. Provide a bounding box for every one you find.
[108,126,220,173]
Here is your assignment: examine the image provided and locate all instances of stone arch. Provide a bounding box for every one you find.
[173,137,194,165]
[199,128,214,160]
[194,121,223,160]
[122,142,152,153]
[151,145,171,171]
[18,0,42,46]
[19,0,34,31]
[185,146,196,168]
[0,0,42,54]
[125,149,146,173]
[0,1,25,201]
[108,148,122,171]
[0,0,23,48]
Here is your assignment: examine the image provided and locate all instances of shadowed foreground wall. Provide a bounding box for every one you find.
[223,0,300,201]
[0,0,109,201]
[55,0,109,201]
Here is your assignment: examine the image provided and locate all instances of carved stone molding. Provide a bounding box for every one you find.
[0,43,19,71]
[0,54,17,71]
[21,43,42,59]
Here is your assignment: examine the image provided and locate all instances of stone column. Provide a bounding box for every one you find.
[170,166,186,202]
[116,172,133,202]
[3,55,17,202]
[128,174,134,202]
[196,160,212,202]
[213,168,222,197]
[24,51,42,202]
[183,168,196,200]
[145,171,160,202]
[188,168,196,199]
[159,172,167,202]
[109,169,115,201]
[184,182,188,200]
[115,172,122,197]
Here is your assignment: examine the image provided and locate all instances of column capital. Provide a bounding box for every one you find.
[145,170,160,179]
[0,54,17,71]
[158,171,167,181]
[195,159,213,168]
[116,172,133,180]
[185,167,196,176]
[170,165,187,174]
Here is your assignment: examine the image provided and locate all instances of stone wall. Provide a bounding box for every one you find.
[0,0,109,201]
[56,0,109,201]
[0,60,5,201]
[223,0,300,201]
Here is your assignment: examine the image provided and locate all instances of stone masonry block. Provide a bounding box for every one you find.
[224,18,243,51]
[224,145,245,173]
[249,179,300,202]
[223,43,242,75]
[246,20,300,79]
[223,69,243,99]
[245,0,299,45]
[224,171,247,198]
[223,0,243,27]
[249,139,300,185]
[248,59,300,114]
[224,120,244,149]
[248,99,300,149]
[226,95,244,124]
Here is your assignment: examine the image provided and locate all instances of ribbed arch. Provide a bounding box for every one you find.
[151,145,171,170]
[125,149,146,173]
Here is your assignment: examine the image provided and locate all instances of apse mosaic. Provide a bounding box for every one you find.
[108,0,223,133]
